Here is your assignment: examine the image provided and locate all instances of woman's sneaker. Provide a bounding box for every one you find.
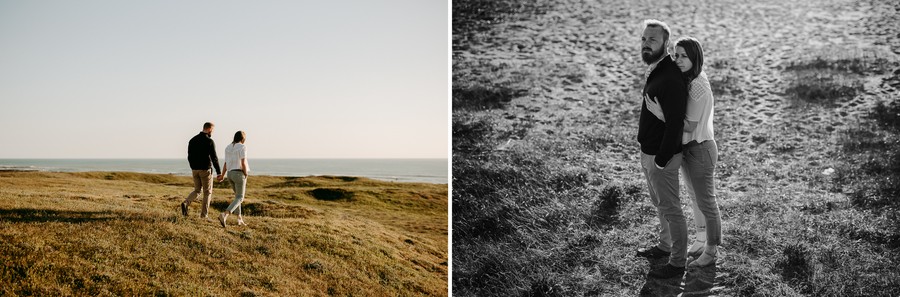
[688,241,705,258]
[688,247,724,268]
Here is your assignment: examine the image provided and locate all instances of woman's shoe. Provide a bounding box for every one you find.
[218,213,227,228]
[237,219,247,226]
[688,241,705,258]
[688,248,722,268]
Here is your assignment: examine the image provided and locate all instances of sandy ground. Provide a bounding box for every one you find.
[453,0,899,191]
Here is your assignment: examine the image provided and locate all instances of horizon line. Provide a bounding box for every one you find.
[0,157,449,160]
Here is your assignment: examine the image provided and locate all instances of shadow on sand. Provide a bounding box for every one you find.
[0,208,120,223]
[639,257,718,297]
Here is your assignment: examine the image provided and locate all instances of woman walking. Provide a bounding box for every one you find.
[218,131,249,228]
[646,36,722,267]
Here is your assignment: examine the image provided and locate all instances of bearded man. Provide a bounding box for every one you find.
[633,19,689,279]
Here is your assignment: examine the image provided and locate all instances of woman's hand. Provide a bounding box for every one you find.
[644,94,665,122]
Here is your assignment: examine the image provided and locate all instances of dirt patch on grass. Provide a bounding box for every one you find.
[309,188,354,202]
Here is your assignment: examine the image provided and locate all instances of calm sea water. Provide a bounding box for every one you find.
[0,159,448,184]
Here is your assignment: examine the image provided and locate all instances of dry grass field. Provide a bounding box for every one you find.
[0,171,447,296]
[452,0,900,296]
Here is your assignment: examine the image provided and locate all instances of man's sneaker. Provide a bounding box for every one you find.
[636,246,671,259]
[180,203,188,217]
[648,264,686,279]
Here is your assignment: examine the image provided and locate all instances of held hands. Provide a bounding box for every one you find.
[216,174,225,182]
[643,94,665,122]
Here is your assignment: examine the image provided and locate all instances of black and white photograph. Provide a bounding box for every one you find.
[452,0,900,295]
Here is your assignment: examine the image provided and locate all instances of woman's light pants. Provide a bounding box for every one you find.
[681,140,721,246]
[226,170,246,215]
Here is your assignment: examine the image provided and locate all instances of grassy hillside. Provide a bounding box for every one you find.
[0,171,447,296]
[452,0,900,296]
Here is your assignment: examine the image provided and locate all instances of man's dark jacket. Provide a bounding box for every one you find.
[638,54,688,168]
[188,132,221,175]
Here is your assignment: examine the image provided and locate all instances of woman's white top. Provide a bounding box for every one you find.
[683,71,715,144]
[224,143,247,172]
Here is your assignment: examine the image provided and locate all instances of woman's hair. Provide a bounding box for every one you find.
[232,131,246,144]
[675,37,704,83]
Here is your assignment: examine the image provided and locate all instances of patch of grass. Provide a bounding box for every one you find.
[452,116,646,295]
[74,171,191,186]
[261,176,375,189]
[717,254,802,297]
[834,98,900,212]
[451,160,534,241]
[0,171,447,296]
[783,51,892,105]
[784,71,863,104]
[870,98,900,130]
[521,276,563,297]
[452,85,526,111]
[784,54,892,74]
[585,185,624,228]
[776,243,814,294]
[708,73,742,96]
[209,200,320,219]
[452,113,496,158]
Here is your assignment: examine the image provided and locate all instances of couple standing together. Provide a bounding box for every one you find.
[179,122,251,228]
[633,19,722,279]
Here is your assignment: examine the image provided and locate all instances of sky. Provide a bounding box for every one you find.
[0,0,448,159]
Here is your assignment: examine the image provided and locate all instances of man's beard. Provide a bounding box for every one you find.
[641,46,665,64]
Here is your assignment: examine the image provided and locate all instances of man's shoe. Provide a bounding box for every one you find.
[636,246,670,259]
[180,203,188,217]
[648,264,686,279]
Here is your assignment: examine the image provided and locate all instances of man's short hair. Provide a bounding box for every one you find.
[203,122,214,130]
[643,19,671,46]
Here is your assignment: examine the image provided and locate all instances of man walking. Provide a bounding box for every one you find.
[633,19,689,279]
[181,122,223,219]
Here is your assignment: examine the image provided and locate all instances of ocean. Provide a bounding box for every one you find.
[0,159,448,184]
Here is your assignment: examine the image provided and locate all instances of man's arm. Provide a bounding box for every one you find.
[654,72,687,168]
[209,140,222,175]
